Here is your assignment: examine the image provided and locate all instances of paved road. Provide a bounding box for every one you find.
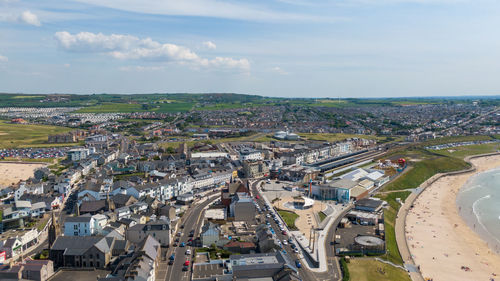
[160,192,218,281]
[251,180,343,281]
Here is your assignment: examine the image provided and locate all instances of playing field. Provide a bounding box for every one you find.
[0,121,74,148]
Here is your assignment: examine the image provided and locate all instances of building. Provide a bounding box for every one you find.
[67,148,90,162]
[229,193,256,223]
[48,133,77,143]
[0,260,54,281]
[64,215,96,236]
[354,198,385,213]
[274,131,300,141]
[311,179,357,202]
[239,148,263,161]
[242,161,269,178]
[201,222,221,247]
[49,236,114,268]
[126,220,171,247]
[228,251,298,279]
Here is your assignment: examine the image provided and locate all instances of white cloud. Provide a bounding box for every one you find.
[73,0,337,22]
[19,10,41,26]
[64,63,71,68]
[202,41,217,50]
[0,55,8,62]
[55,31,250,71]
[272,66,289,75]
[119,65,165,72]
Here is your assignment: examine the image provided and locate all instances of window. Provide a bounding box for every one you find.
[89,254,93,258]
[90,261,93,267]
[96,261,100,268]
[74,225,78,230]
[74,232,78,236]
[83,261,86,267]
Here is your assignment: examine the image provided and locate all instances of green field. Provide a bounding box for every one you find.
[278,210,299,230]
[299,133,384,142]
[381,155,470,192]
[0,121,75,148]
[347,259,411,281]
[431,143,500,159]
[376,191,412,265]
[74,102,193,113]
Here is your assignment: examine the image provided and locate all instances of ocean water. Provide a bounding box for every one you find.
[457,168,500,254]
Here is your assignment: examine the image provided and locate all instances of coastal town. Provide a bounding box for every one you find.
[0,94,498,281]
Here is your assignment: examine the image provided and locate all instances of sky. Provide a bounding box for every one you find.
[1,0,500,98]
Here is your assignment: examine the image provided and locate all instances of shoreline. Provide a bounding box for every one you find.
[457,167,500,256]
[405,154,500,281]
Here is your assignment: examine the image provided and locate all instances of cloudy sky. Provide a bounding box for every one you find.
[1,0,500,97]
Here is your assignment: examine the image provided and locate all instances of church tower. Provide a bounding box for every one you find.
[48,211,60,249]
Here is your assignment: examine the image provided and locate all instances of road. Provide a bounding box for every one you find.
[159,192,218,281]
[250,180,342,281]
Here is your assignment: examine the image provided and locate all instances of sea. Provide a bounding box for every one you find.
[457,167,500,254]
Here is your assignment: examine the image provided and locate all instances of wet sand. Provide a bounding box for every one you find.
[406,155,500,281]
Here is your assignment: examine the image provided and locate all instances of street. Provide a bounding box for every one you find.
[159,191,218,281]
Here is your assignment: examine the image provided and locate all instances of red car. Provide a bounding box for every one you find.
[184,260,190,266]
[282,231,287,235]
[255,195,260,199]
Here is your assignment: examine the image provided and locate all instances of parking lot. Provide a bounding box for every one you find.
[335,222,380,252]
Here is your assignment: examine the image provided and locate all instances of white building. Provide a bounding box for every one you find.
[64,215,96,236]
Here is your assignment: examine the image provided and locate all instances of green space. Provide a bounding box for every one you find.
[299,133,384,142]
[318,211,327,222]
[74,102,193,113]
[421,135,493,146]
[0,157,56,163]
[347,259,411,281]
[376,191,411,265]
[277,210,299,230]
[0,121,74,149]
[431,143,500,159]
[381,152,470,192]
[195,244,234,259]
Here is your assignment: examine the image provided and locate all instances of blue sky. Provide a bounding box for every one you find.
[1,0,500,98]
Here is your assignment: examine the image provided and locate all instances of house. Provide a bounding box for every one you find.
[223,241,256,254]
[229,193,256,223]
[112,194,137,208]
[21,259,54,281]
[201,222,221,247]
[0,237,23,258]
[79,200,107,215]
[64,215,96,236]
[92,214,108,235]
[156,204,177,221]
[49,236,115,268]
[126,220,171,247]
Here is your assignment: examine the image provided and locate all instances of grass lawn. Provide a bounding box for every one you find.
[381,156,469,192]
[375,191,411,265]
[430,143,500,159]
[318,211,327,222]
[421,135,493,146]
[278,210,299,230]
[0,157,57,163]
[0,121,74,149]
[299,133,384,142]
[347,259,411,281]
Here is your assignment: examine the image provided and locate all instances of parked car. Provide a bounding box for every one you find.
[169,254,175,260]
[295,260,302,268]
[182,265,189,271]
[186,249,191,255]
[180,242,186,247]
[184,260,190,266]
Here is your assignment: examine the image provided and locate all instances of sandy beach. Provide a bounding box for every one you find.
[0,162,47,187]
[406,154,500,281]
